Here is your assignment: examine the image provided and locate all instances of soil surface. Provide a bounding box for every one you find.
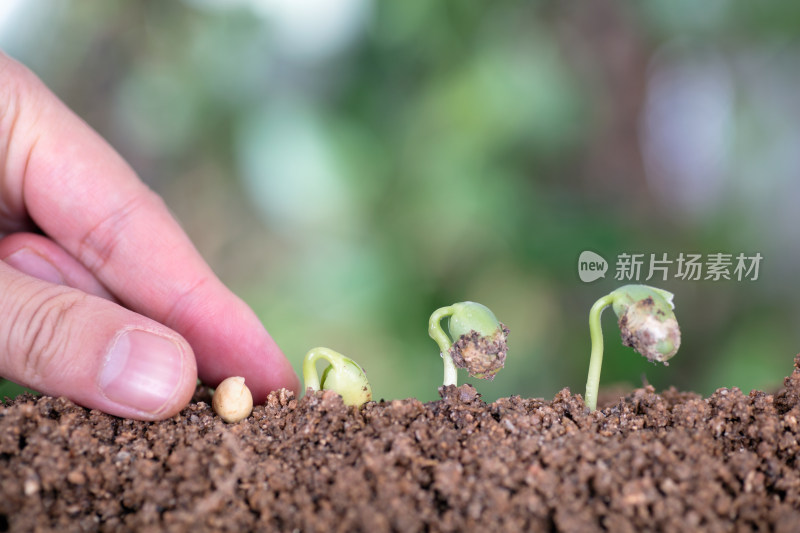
[3,357,800,532]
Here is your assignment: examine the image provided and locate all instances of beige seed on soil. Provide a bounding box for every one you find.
[212,376,253,423]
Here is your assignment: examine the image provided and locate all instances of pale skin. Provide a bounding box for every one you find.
[0,52,299,420]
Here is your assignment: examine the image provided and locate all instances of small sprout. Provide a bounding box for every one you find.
[428,301,509,387]
[302,347,372,406]
[212,376,253,423]
[585,284,681,411]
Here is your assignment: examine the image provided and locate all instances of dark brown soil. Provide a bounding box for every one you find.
[4,357,800,532]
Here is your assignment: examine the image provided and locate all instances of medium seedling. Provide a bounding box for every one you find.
[428,301,509,387]
[302,347,372,406]
[585,284,681,411]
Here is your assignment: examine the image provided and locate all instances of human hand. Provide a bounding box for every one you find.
[0,52,299,420]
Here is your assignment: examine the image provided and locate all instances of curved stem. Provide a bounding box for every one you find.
[303,347,344,392]
[585,293,616,411]
[429,306,457,386]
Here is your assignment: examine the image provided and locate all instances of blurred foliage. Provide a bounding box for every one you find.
[0,380,37,403]
[2,0,800,403]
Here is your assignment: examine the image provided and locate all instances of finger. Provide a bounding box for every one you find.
[0,53,299,400]
[0,261,197,420]
[0,232,114,299]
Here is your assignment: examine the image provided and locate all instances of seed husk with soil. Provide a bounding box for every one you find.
[3,356,800,532]
[450,323,510,379]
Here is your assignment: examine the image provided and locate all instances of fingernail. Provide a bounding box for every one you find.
[98,329,185,415]
[4,248,64,285]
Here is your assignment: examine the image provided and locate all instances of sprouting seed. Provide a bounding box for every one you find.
[428,301,509,387]
[585,284,681,411]
[302,347,372,407]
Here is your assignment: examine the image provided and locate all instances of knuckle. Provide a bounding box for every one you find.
[0,57,42,230]
[76,192,154,272]
[5,281,84,383]
[0,57,26,131]
[163,275,211,328]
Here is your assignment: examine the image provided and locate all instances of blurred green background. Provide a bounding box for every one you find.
[2,0,799,404]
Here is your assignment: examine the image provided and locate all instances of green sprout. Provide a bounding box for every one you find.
[585,284,681,411]
[302,347,372,406]
[428,301,509,387]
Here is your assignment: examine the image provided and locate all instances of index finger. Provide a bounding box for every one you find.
[0,52,299,400]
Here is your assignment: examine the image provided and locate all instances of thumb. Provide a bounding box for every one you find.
[0,262,197,420]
